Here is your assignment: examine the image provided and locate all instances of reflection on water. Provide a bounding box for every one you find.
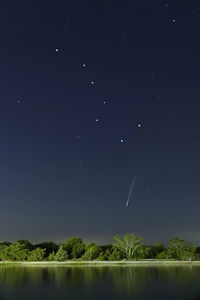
[0,265,200,299]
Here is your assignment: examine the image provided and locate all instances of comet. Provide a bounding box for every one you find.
[125,176,136,207]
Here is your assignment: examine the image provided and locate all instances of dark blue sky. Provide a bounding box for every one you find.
[0,0,200,244]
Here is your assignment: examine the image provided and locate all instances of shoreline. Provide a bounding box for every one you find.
[1,260,200,266]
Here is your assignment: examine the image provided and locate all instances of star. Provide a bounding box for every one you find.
[82,63,86,67]
[91,81,95,85]
[103,101,106,104]
[137,124,142,127]
[120,139,124,143]
[95,119,99,122]
[55,48,59,52]
[172,19,176,23]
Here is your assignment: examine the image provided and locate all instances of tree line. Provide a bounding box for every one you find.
[0,234,199,262]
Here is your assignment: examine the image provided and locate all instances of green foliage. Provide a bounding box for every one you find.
[0,236,199,262]
[28,248,46,261]
[135,245,153,259]
[167,238,196,260]
[8,241,32,261]
[16,240,33,250]
[99,245,112,253]
[62,237,85,259]
[156,251,170,260]
[108,248,122,261]
[196,247,200,254]
[151,243,165,258]
[0,245,12,260]
[0,241,11,247]
[48,251,56,261]
[97,246,123,261]
[97,245,113,261]
[97,252,105,261]
[54,246,68,261]
[85,243,96,251]
[113,234,143,260]
[34,242,58,257]
[72,243,85,259]
[83,245,100,260]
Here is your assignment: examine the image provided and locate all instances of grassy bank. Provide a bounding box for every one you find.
[1,260,200,266]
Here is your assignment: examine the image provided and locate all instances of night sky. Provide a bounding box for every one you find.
[0,0,200,245]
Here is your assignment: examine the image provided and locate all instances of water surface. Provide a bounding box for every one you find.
[0,264,200,300]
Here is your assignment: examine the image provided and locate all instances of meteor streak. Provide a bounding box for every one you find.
[126,176,136,207]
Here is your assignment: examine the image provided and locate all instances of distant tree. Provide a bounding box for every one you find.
[72,243,85,259]
[113,234,143,260]
[48,251,56,261]
[99,245,112,253]
[9,241,31,261]
[0,241,11,247]
[0,240,32,261]
[97,252,105,261]
[167,238,196,260]
[0,245,12,260]
[0,244,7,251]
[28,248,46,261]
[1,235,199,262]
[34,242,58,258]
[196,247,200,260]
[108,248,122,261]
[16,240,33,250]
[156,250,170,260]
[54,246,68,261]
[97,245,113,260]
[151,243,165,258]
[136,245,153,259]
[62,237,85,259]
[83,245,100,260]
[85,243,96,251]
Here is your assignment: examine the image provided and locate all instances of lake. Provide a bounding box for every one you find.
[0,264,200,299]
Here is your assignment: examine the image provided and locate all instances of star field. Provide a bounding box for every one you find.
[0,0,200,244]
